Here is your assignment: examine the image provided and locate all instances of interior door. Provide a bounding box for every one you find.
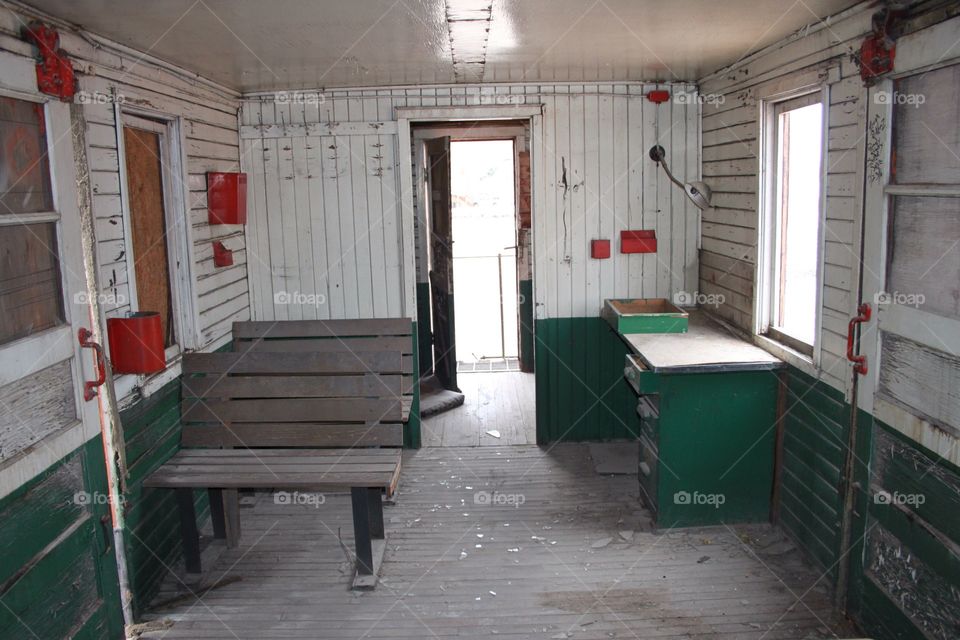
[423,136,458,391]
[0,96,101,487]
[858,63,960,435]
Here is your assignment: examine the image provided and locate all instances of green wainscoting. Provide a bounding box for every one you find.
[534,317,640,443]
[851,421,960,640]
[779,366,960,640]
[416,282,433,378]
[0,437,123,639]
[119,378,210,615]
[407,321,422,449]
[778,367,849,580]
[518,279,534,372]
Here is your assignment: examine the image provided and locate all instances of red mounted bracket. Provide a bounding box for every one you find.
[212,241,234,267]
[858,9,903,85]
[846,303,872,376]
[78,328,106,401]
[22,22,76,101]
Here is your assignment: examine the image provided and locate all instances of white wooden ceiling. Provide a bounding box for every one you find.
[22,0,860,92]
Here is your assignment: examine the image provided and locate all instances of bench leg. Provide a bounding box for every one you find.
[367,488,384,539]
[351,487,374,575]
[222,489,241,548]
[208,489,226,539]
[176,489,202,574]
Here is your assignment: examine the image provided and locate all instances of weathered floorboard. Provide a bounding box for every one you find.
[141,444,851,639]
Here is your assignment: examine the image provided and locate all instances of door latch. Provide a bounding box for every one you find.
[78,328,106,401]
[846,303,872,376]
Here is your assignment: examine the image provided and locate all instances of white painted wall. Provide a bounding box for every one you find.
[241,83,700,322]
[697,5,873,393]
[0,5,249,406]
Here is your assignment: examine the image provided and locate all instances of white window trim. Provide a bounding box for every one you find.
[755,84,829,370]
[113,105,199,402]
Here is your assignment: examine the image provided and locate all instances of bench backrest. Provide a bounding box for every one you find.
[180,318,413,449]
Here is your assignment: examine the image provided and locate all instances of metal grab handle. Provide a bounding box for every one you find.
[78,328,106,401]
[846,303,872,376]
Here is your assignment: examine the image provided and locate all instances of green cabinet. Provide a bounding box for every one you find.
[619,311,784,528]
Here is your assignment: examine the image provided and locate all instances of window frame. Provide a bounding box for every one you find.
[113,106,199,400]
[0,87,103,492]
[756,87,829,363]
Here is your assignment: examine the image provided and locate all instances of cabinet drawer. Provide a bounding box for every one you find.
[638,433,659,512]
[637,397,659,441]
[624,354,660,394]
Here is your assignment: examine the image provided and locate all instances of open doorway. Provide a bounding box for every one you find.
[451,139,519,370]
[413,122,535,446]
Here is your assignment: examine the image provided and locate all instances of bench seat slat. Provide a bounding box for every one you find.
[182,398,402,423]
[234,336,411,354]
[232,318,412,339]
[144,449,402,494]
[183,375,404,399]
[181,424,404,447]
[182,351,404,374]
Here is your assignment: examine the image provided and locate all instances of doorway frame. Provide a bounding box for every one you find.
[396,105,541,387]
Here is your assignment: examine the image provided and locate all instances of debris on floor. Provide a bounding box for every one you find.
[587,441,639,475]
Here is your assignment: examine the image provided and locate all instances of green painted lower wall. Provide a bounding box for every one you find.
[407,321,422,449]
[779,366,960,640]
[851,421,960,640]
[119,378,210,615]
[778,367,849,581]
[416,282,432,378]
[518,279,534,372]
[0,437,123,639]
[534,317,640,443]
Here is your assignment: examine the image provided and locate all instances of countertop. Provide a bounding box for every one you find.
[622,310,784,373]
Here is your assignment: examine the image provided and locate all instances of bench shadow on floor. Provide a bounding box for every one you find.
[142,444,854,639]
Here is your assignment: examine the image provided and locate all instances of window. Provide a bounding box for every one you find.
[0,97,64,345]
[118,112,196,366]
[759,92,825,356]
[886,63,960,321]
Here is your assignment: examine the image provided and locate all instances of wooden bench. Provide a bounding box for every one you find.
[144,318,413,588]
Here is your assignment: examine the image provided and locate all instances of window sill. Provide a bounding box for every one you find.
[753,333,819,378]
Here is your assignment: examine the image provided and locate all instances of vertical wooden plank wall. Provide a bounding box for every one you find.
[698,9,870,392]
[240,82,701,323]
[0,6,249,634]
[70,38,249,349]
[697,6,960,640]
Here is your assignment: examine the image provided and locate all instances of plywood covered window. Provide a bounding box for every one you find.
[0,97,64,345]
[759,92,825,357]
[118,112,196,361]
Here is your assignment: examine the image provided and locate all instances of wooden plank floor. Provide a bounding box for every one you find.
[422,371,536,446]
[142,445,851,639]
